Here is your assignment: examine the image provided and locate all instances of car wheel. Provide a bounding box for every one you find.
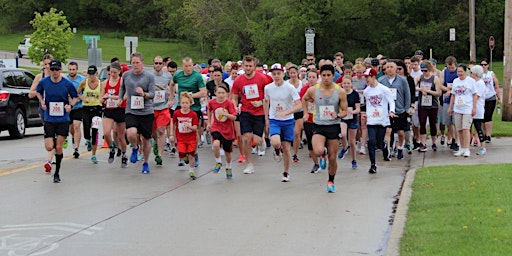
[18,50,23,58]
[8,108,26,139]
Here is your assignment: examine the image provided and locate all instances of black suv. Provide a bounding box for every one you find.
[0,68,43,138]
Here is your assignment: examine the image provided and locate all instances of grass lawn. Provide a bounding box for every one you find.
[491,103,512,137]
[400,164,512,256]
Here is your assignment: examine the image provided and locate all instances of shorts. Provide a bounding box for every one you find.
[239,112,265,137]
[341,119,359,129]
[211,131,233,153]
[453,113,473,131]
[441,104,453,125]
[125,113,154,139]
[178,140,196,158]
[269,119,295,142]
[103,108,126,123]
[390,112,409,132]
[484,99,496,123]
[313,123,341,140]
[293,111,304,120]
[153,109,171,129]
[44,122,69,138]
[303,122,314,150]
[69,108,83,123]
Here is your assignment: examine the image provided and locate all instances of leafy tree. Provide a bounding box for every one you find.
[28,8,74,64]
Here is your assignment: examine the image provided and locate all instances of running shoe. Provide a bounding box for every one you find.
[326,181,336,193]
[155,155,163,166]
[251,146,257,154]
[383,147,391,161]
[477,147,486,155]
[463,149,470,158]
[91,155,98,164]
[440,135,445,145]
[137,151,143,161]
[130,147,139,163]
[164,143,171,152]
[358,147,366,155]
[53,173,61,183]
[63,138,68,149]
[108,149,115,164]
[243,164,255,174]
[337,148,348,159]
[184,155,189,164]
[319,147,327,169]
[368,164,377,174]
[198,141,204,148]
[142,162,150,174]
[73,149,80,159]
[281,172,290,182]
[170,147,177,157]
[153,142,159,156]
[292,154,299,163]
[205,132,212,145]
[116,148,122,157]
[195,153,200,167]
[44,161,52,173]
[351,160,358,169]
[452,144,460,152]
[86,140,92,152]
[121,156,128,168]
[258,144,266,156]
[405,144,412,155]
[178,159,185,166]
[189,170,196,179]
[486,136,491,143]
[472,137,478,147]
[397,149,404,160]
[225,168,233,179]
[310,164,320,173]
[273,147,282,162]
[237,155,245,163]
[453,150,464,157]
[432,144,438,152]
[213,162,222,173]
[418,145,428,152]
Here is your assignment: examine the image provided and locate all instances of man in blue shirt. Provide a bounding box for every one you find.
[66,61,86,158]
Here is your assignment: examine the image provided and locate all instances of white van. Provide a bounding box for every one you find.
[17,37,31,58]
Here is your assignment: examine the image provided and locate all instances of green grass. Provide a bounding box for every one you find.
[401,164,512,256]
[491,103,512,137]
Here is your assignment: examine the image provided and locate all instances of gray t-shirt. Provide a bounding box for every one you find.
[152,71,173,111]
[119,70,156,115]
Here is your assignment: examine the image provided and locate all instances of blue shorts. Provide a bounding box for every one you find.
[269,119,295,142]
[341,119,359,129]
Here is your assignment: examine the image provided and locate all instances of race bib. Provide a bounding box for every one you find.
[131,96,144,109]
[215,107,228,122]
[273,101,285,114]
[106,98,117,108]
[319,105,335,120]
[244,84,259,99]
[307,102,314,114]
[389,88,397,100]
[367,107,385,122]
[455,96,465,107]
[343,107,353,120]
[92,116,101,129]
[178,120,193,133]
[359,92,365,105]
[421,95,433,107]
[49,102,64,116]
[154,90,165,104]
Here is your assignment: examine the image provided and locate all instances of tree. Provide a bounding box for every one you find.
[28,8,74,64]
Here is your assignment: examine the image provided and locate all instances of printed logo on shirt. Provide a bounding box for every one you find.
[367,95,383,106]
[453,85,467,95]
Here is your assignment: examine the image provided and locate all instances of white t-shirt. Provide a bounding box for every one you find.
[224,76,235,90]
[474,79,486,119]
[264,81,300,120]
[410,69,422,79]
[482,71,496,99]
[451,77,476,115]
[363,83,396,127]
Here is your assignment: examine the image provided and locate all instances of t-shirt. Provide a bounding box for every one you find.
[482,71,496,100]
[66,74,85,109]
[231,71,271,116]
[264,81,300,120]
[152,71,173,111]
[173,70,206,112]
[363,83,395,127]
[208,98,236,140]
[299,85,314,123]
[224,76,235,91]
[451,77,476,115]
[474,79,486,119]
[344,89,360,121]
[119,70,156,115]
[173,109,199,142]
[36,76,78,123]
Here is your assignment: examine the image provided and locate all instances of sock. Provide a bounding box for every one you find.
[189,167,195,173]
[122,152,126,157]
[226,162,232,168]
[55,154,63,174]
[215,157,221,163]
[328,174,335,182]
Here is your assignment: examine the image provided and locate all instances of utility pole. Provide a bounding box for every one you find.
[503,0,512,121]
[469,0,476,62]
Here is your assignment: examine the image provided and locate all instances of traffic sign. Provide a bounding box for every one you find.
[489,36,495,50]
[449,28,456,41]
[83,35,100,45]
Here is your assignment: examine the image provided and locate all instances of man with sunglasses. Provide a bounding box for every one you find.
[35,60,79,183]
[151,56,173,166]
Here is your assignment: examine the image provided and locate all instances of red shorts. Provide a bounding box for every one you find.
[178,140,196,158]
[153,109,171,130]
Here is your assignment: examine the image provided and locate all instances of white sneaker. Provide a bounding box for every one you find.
[281,172,290,182]
[251,146,257,154]
[243,164,255,174]
[454,150,464,157]
[463,149,470,157]
[358,147,366,155]
[258,144,266,156]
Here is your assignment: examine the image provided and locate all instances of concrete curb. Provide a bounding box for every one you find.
[384,168,417,256]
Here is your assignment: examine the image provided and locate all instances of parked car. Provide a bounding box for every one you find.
[17,37,31,58]
[0,68,43,138]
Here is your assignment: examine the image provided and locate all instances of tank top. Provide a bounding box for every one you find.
[83,79,102,107]
[418,75,439,109]
[313,84,340,125]
[482,71,496,100]
[290,79,303,112]
[105,77,126,109]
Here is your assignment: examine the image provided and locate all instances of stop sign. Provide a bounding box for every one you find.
[489,36,495,50]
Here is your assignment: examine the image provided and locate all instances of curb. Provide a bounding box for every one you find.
[384,168,417,256]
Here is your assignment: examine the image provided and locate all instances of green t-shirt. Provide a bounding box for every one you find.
[173,70,206,111]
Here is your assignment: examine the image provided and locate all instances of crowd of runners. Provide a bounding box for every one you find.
[29,50,504,193]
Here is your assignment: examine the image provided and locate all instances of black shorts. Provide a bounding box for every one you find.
[44,122,69,138]
[104,108,126,123]
[69,108,83,123]
[303,122,314,150]
[211,131,234,153]
[313,123,341,140]
[294,111,304,120]
[239,112,265,137]
[125,113,154,139]
[484,99,496,123]
[390,112,409,132]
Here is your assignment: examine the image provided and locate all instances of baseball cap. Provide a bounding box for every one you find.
[87,65,98,75]
[414,50,424,56]
[269,63,284,72]
[363,68,378,77]
[371,58,380,67]
[263,64,268,70]
[200,63,207,68]
[49,60,62,70]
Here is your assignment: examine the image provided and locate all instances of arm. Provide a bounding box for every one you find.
[430,76,442,97]
[447,94,455,115]
[302,87,314,121]
[29,74,42,98]
[472,93,478,116]
[353,103,361,115]
[168,81,175,108]
[337,89,348,119]
[492,72,501,102]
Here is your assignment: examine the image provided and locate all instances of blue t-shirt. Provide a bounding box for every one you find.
[36,76,79,123]
[66,74,86,109]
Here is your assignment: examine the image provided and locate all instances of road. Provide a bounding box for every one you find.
[0,126,408,256]
[0,50,113,70]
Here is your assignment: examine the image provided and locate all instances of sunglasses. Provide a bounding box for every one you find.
[307,59,314,61]
[154,62,163,65]
[481,63,489,66]
[396,67,403,70]
[208,70,214,73]
[421,69,428,72]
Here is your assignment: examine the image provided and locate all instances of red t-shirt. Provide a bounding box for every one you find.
[299,85,314,123]
[208,98,236,140]
[173,109,199,142]
[231,71,271,116]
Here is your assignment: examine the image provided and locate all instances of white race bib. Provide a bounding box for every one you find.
[343,107,353,120]
[244,84,259,99]
[273,101,285,114]
[154,90,165,104]
[455,96,465,107]
[131,96,144,109]
[319,105,335,120]
[178,121,193,133]
[421,95,433,107]
[367,107,385,123]
[106,98,117,108]
[49,102,64,116]
[389,88,397,100]
[92,116,102,129]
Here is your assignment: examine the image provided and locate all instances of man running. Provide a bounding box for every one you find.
[66,61,86,158]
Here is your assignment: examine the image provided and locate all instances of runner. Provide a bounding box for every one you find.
[470,65,487,155]
[337,77,360,170]
[166,61,178,155]
[35,60,79,183]
[118,52,156,174]
[171,93,199,179]
[66,62,86,158]
[300,70,321,173]
[286,64,304,163]
[439,56,460,152]
[352,64,369,155]
[480,58,501,143]
[302,64,348,193]
[100,64,128,167]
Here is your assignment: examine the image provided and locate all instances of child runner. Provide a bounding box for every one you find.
[338,78,361,169]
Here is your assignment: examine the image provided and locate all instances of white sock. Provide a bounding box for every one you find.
[215,157,221,163]
[226,162,232,168]
[189,168,195,173]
